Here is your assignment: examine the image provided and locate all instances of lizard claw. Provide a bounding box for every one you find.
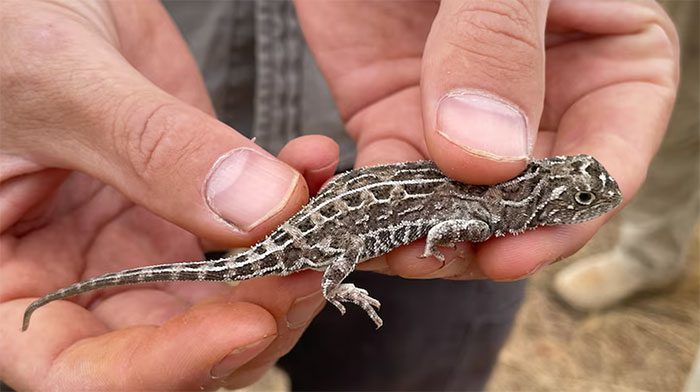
[329,299,347,315]
[420,245,446,262]
[326,283,383,328]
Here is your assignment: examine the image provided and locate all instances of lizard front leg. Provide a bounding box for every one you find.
[419,219,492,262]
[321,236,383,328]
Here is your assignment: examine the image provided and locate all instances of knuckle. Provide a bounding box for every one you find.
[645,0,680,51]
[454,1,538,48]
[118,101,206,182]
[644,24,680,88]
[448,1,540,75]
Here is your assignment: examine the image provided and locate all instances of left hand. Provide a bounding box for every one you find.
[0,2,336,389]
[295,0,679,280]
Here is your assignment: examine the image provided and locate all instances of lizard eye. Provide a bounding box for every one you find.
[575,191,595,205]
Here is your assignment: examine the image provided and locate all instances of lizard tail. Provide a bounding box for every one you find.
[22,257,234,332]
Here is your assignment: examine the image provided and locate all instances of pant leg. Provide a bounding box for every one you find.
[278,272,526,391]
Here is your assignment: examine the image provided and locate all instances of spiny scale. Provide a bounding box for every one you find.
[22,155,622,331]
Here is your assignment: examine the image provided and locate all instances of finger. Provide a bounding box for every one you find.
[90,287,203,330]
[277,135,340,195]
[421,0,550,183]
[1,4,308,247]
[474,1,679,280]
[0,168,67,233]
[0,298,277,391]
[357,240,477,280]
[212,271,326,389]
[76,99,307,247]
[545,0,678,197]
[351,87,429,167]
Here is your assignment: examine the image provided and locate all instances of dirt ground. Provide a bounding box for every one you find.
[486,223,700,392]
[238,222,699,392]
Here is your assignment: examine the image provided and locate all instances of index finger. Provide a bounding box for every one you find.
[475,0,678,279]
[0,298,276,391]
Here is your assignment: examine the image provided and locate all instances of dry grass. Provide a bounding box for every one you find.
[487,223,700,392]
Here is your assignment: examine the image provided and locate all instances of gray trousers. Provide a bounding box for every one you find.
[279,273,524,391]
[164,1,526,390]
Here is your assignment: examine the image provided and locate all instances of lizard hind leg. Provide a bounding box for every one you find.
[321,237,383,328]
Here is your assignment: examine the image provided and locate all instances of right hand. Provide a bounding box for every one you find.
[297,0,678,281]
[0,1,338,390]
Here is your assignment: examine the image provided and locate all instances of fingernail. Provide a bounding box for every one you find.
[286,290,326,329]
[205,148,299,232]
[306,159,339,176]
[494,259,555,282]
[210,335,275,379]
[526,256,562,277]
[437,90,530,160]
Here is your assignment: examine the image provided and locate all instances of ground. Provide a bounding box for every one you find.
[486,223,699,391]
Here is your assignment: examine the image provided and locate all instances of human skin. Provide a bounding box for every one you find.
[0,1,336,390]
[0,0,678,390]
[295,0,679,280]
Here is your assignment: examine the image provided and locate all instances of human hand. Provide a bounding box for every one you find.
[0,1,339,390]
[296,0,678,280]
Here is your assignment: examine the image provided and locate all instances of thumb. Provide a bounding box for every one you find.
[1,1,310,246]
[422,0,549,184]
[88,98,308,245]
[74,90,308,245]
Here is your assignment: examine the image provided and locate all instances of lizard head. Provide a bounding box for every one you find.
[534,154,622,226]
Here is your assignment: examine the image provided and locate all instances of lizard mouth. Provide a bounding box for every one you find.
[567,200,622,225]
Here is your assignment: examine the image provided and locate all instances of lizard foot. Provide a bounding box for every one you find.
[327,283,383,329]
[418,242,456,262]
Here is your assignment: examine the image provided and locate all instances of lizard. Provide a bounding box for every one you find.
[21,154,622,331]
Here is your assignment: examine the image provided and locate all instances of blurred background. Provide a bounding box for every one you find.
[486,225,699,391]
